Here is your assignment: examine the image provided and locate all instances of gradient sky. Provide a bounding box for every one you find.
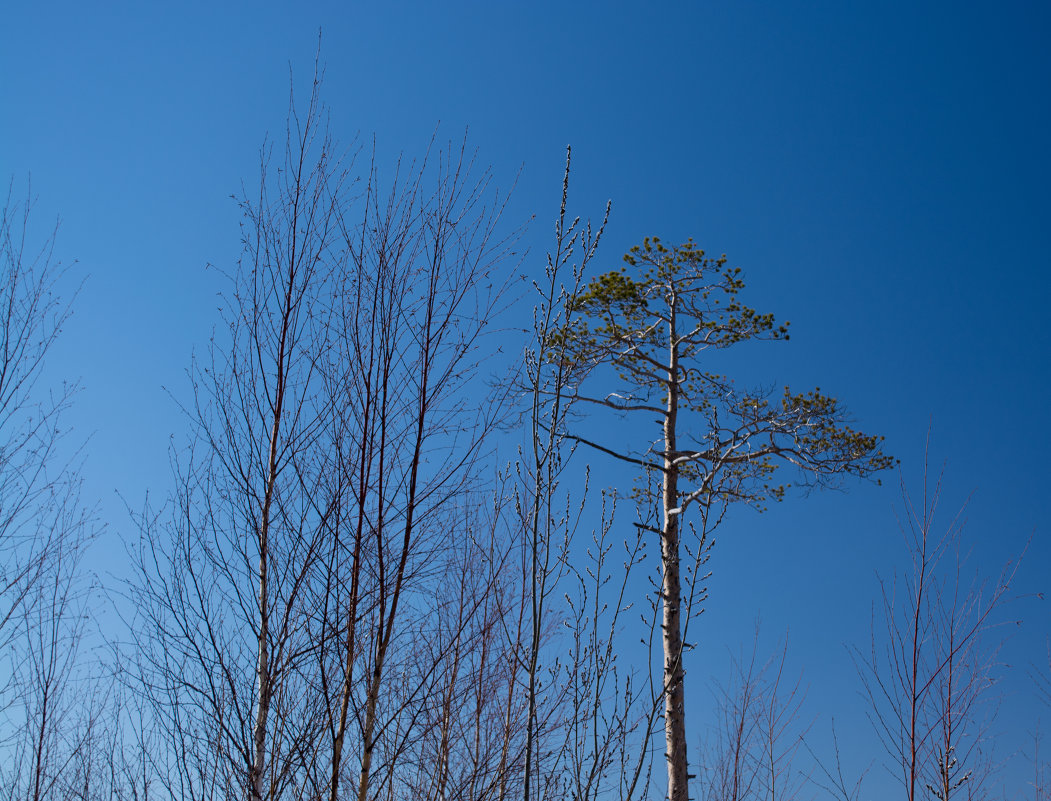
[3,2,1049,797]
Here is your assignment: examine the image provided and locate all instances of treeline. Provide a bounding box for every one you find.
[0,78,1040,801]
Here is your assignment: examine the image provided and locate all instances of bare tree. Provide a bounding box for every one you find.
[803,721,871,801]
[1022,725,1051,801]
[550,237,893,801]
[4,540,123,801]
[309,136,513,801]
[855,449,1017,801]
[700,626,808,801]
[0,184,104,801]
[131,62,521,801]
[0,183,81,653]
[509,150,670,801]
[516,145,607,801]
[560,489,662,801]
[1032,648,1051,801]
[132,71,353,800]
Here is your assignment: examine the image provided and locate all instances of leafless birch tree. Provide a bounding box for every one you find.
[0,184,102,801]
[132,65,520,801]
[132,72,353,800]
[0,183,82,656]
[700,627,808,801]
[308,136,513,801]
[855,454,1017,801]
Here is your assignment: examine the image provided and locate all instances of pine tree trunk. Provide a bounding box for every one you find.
[662,299,689,801]
[662,499,688,801]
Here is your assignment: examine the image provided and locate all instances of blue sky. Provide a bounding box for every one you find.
[3,1,1049,796]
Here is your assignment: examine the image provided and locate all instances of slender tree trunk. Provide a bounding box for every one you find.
[250,232,297,801]
[907,517,928,801]
[252,500,271,801]
[355,298,431,801]
[328,519,364,801]
[251,357,284,801]
[662,298,689,801]
[327,369,372,801]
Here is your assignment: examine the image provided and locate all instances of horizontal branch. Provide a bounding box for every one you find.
[566,390,665,415]
[564,432,665,473]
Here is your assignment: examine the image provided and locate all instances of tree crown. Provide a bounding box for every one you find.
[552,237,894,511]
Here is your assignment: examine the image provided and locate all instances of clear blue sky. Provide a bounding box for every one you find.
[3,1,1049,796]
